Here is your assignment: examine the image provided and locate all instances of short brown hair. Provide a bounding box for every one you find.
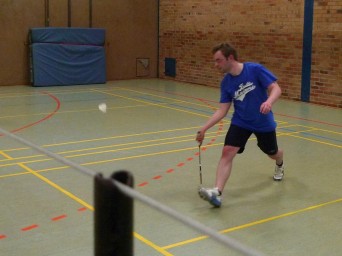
[212,43,238,60]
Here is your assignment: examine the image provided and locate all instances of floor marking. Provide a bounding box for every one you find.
[3,126,206,152]
[128,85,342,128]
[0,92,60,136]
[276,112,342,128]
[119,87,210,108]
[286,134,342,148]
[1,127,338,180]
[51,215,67,221]
[17,163,94,211]
[0,150,13,159]
[3,87,340,254]
[162,197,342,250]
[134,232,174,256]
[10,124,339,172]
[1,130,226,164]
[138,182,149,187]
[92,89,212,118]
[21,224,39,232]
[133,105,224,189]
[1,205,89,240]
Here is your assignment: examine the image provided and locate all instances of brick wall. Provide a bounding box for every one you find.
[311,0,342,107]
[159,0,342,108]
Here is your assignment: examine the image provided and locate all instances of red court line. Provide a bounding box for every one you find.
[21,224,39,232]
[136,102,225,188]
[5,207,89,239]
[51,215,67,221]
[1,91,60,136]
[138,182,149,187]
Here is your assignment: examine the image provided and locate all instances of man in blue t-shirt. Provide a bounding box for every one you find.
[196,43,284,207]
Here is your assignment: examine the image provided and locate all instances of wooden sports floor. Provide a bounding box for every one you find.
[0,79,341,256]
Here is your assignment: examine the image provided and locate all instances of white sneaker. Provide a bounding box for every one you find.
[273,164,284,181]
[198,187,222,207]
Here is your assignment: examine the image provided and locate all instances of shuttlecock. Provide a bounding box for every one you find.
[98,103,107,113]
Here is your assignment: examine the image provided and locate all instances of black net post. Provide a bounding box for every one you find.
[94,171,134,256]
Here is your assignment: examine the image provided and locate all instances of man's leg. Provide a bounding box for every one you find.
[199,125,251,207]
[268,148,283,165]
[256,131,285,181]
[268,148,284,181]
[215,145,240,192]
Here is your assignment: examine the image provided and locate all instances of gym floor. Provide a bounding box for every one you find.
[0,79,341,256]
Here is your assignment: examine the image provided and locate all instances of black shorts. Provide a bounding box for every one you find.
[224,124,279,155]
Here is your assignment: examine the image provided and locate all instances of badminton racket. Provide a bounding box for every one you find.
[198,145,203,186]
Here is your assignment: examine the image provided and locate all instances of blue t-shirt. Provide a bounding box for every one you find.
[220,62,277,132]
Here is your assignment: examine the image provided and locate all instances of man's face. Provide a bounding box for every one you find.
[213,50,231,73]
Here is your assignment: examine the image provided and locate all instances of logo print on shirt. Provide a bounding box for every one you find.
[234,82,256,101]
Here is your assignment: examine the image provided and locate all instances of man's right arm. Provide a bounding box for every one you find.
[196,102,231,144]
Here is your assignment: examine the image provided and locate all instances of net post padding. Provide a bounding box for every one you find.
[94,171,134,256]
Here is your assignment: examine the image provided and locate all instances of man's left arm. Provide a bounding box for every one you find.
[260,82,282,114]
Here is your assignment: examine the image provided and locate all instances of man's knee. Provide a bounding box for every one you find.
[264,148,278,156]
[222,145,240,157]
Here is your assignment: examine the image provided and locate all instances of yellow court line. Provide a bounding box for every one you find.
[117,87,212,108]
[0,104,152,120]
[162,197,342,250]
[0,138,223,178]
[0,131,224,167]
[290,124,342,135]
[277,128,319,136]
[82,146,204,166]
[17,163,94,211]
[100,88,340,133]
[17,164,170,255]
[0,171,31,179]
[1,136,196,162]
[0,150,13,159]
[134,232,174,256]
[1,122,305,162]
[3,126,205,151]
[1,131,339,177]
[91,89,212,118]
[286,133,342,148]
[1,128,340,177]
[0,145,206,178]
[60,138,204,159]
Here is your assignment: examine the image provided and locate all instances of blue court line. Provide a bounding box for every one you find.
[280,127,342,143]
